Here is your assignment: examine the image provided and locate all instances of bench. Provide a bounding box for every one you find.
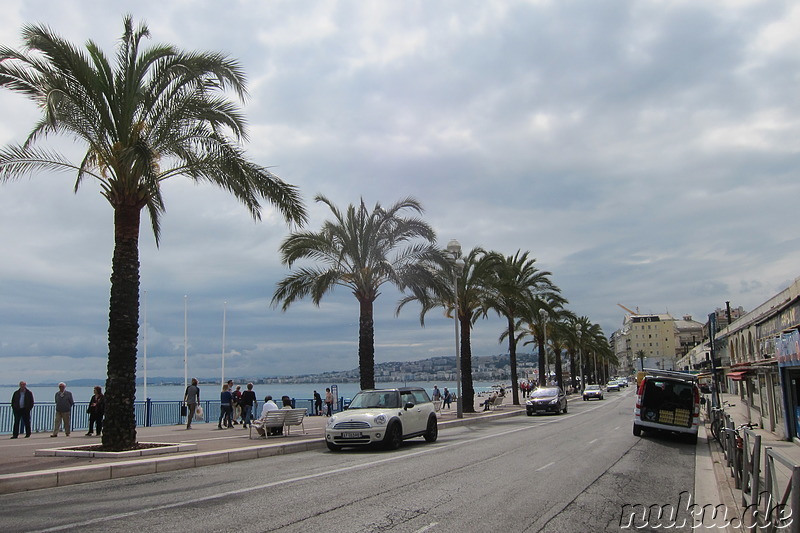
[249,408,307,439]
[491,396,504,410]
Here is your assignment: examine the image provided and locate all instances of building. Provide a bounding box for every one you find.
[613,312,704,374]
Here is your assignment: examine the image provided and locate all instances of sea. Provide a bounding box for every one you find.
[0,380,507,404]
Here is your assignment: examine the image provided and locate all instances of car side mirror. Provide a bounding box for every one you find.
[404,402,415,410]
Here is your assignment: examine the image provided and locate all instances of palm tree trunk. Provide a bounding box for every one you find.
[102,204,141,451]
[358,297,375,390]
[568,350,577,390]
[460,315,475,413]
[506,316,519,405]
[555,349,563,392]
[538,336,546,387]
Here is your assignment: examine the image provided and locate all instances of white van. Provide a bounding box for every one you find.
[633,369,700,444]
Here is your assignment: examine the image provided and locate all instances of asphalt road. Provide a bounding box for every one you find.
[2,388,697,532]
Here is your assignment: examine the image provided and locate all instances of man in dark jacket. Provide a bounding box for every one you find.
[11,381,34,439]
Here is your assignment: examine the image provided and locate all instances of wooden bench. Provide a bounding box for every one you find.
[249,408,307,439]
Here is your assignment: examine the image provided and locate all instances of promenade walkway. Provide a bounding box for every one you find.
[0,396,524,494]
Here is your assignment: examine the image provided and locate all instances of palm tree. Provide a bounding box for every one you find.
[515,296,568,389]
[0,18,307,450]
[398,246,500,413]
[485,251,561,405]
[272,195,441,390]
[636,349,647,371]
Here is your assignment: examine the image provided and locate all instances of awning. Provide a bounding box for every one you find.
[727,371,750,381]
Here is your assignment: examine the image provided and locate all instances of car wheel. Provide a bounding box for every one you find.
[633,424,642,437]
[326,441,341,451]
[583,397,587,401]
[383,421,402,450]
[563,402,568,414]
[526,409,533,416]
[423,416,438,442]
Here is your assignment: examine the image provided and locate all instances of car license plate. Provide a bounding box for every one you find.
[342,432,362,439]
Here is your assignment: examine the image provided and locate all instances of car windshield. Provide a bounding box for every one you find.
[530,388,560,398]
[348,391,400,409]
[585,385,601,391]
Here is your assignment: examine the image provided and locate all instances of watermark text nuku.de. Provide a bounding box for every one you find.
[619,491,793,529]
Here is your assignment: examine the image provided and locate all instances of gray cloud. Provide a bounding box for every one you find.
[1,0,799,384]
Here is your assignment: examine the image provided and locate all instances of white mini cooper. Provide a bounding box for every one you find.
[325,387,438,451]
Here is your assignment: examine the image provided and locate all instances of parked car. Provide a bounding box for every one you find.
[606,380,620,392]
[325,387,438,451]
[633,369,700,444]
[617,377,628,388]
[582,384,604,401]
[526,387,567,415]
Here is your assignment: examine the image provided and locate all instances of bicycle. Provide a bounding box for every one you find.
[730,422,758,490]
[709,401,735,445]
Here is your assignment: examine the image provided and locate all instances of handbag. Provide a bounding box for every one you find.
[180,404,188,416]
[195,406,204,421]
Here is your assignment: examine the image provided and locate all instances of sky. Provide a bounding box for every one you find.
[0,0,798,385]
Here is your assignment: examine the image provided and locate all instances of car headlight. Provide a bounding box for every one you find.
[374,414,387,425]
[549,398,559,404]
[326,416,337,428]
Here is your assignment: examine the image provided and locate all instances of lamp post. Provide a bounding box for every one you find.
[446,239,465,419]
[539,308,548,387]
[576,323,583,393]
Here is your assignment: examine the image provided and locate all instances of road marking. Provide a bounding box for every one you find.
[33,400,617,532]
[414,523,439,532]
[588,438,597,445]
[536,461,554,471]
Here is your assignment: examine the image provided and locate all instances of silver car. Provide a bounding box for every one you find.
[325,388,438,451]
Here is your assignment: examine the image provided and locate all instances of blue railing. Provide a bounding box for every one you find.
[0,397,342,434]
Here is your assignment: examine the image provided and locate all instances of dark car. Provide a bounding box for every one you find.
[526,387,568,416]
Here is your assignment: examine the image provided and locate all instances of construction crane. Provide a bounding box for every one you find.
[617,303,639,315]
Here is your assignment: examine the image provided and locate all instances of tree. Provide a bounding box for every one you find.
[272,195,441,390]
[485,250,560,405]
[0,18,307,450]
[515,295,568,389]
[636,349,647,371]
[398,246,500,413]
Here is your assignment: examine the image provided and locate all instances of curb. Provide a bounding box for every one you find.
[0,407,524,495]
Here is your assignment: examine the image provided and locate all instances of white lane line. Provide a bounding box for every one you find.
[35,401,616,532]
[588,438,598,445]
[414,523,439,532]
[536,461,555,472]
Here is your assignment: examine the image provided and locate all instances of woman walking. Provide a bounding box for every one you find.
[85,386,105,436]
[218,384,233,429]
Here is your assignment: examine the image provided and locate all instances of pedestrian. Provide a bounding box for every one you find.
[258,395,280,436]
[325,388,333,416]
[10,381,34,439]
[442,387,451,409]
[85,386,105,436]
[232,385,243,425]
[432,385,442,402]
[184,378,200,429]
[218,383,233,429]
[241,383,257,428]
[313,390,323,416]
[51,382,74,437]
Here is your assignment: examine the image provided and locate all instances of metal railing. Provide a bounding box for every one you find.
[0,397,343,435]
[707,405,799,532]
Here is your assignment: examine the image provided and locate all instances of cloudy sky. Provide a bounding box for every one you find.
[0,0,798,385]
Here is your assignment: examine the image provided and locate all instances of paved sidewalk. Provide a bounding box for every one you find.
[0,397,525,494]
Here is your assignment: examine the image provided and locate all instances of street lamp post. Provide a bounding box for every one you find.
[576,323,584,393]
[446,239,465,419]
[539,308,548,387]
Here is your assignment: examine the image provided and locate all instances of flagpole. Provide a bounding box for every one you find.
[184,295,188,391]
[221,301,227,388]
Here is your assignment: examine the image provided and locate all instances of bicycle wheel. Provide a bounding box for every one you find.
[710,418,723,445]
